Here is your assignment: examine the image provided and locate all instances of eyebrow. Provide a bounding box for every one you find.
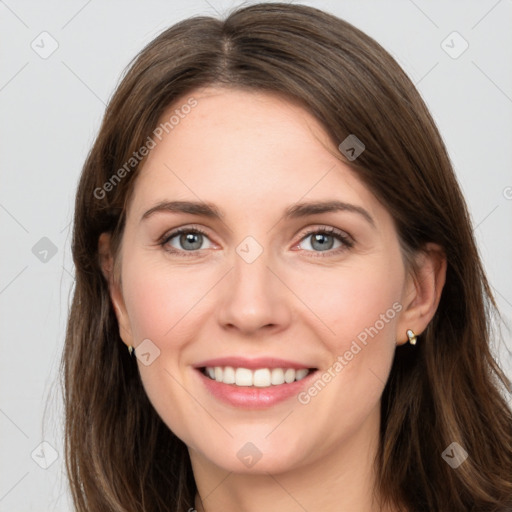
[141,200,375,227]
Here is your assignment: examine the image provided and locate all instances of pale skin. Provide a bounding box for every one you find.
[99,87,446,512]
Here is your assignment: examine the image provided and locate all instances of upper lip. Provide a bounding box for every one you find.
[193,357,316,370]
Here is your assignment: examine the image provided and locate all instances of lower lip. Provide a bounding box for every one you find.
[195,368,318,409]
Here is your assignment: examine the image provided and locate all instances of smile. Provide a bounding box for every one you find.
[201,366,314,387]
[194,364,319,409]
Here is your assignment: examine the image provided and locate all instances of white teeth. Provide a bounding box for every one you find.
[271,368,285,385]
[295,369,309,381]
[203,366,313,387]
[235,368,253,386]
[223,366,236,384]
[284,368,295,383]
[253,369,271,387]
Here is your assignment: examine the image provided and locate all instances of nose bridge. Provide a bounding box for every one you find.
[216,235,291,333]
[233,243,272,295]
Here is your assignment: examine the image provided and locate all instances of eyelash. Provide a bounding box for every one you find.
[159,225,354,258]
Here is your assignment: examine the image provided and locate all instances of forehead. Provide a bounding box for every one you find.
[127,87,381,224]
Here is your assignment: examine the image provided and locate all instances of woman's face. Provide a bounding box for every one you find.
[109,87,416,474]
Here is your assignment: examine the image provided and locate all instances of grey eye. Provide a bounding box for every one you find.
[166,230,213,251]
[300,232,343,252]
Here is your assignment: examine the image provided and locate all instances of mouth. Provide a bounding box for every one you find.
[199,366,317,387]
[194,363,320,409]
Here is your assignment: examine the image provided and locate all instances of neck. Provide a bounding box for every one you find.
[190,404,395,512]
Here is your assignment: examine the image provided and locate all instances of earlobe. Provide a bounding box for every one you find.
[396,243,447,345]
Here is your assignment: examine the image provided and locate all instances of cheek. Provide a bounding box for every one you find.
[290,254,403,417]
[121,256,202,342]
[294,258,403,352]
[291,261,402,435]
[120,256,210,441]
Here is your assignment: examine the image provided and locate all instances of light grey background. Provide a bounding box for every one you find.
[1,1,511,510]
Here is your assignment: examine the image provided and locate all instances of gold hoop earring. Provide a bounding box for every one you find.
[406,329,417,345]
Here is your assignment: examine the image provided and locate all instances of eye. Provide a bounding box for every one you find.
[296,227,354,255]
[161,227,213,255]
[159,225,354,257]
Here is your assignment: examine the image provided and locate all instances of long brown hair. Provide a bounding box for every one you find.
[62,3,512,511]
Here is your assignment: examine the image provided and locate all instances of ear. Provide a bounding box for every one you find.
[396,243,447,345]
[98,232,134,348]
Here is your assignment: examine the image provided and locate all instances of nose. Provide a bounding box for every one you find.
[216,249,292,336]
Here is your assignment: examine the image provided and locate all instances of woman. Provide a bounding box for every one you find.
[62,3,512,511]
